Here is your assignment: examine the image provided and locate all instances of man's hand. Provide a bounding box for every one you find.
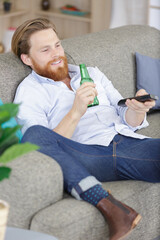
[71,82,98,118]
[53,82,97,138]
[125,89,156,113]
[125,89,155,127]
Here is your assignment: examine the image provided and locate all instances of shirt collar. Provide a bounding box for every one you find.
[31,64,80,86]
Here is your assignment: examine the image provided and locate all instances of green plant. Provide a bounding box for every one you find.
[0,103,39,181]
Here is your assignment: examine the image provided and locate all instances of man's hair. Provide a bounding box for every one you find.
[11,18,57,59]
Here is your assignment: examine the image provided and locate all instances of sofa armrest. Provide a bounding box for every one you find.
[0,151,63,229]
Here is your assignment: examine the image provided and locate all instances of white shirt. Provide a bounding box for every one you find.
[14,64,149,146]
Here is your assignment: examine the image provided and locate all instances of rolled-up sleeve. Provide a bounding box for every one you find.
[121,107,149,131]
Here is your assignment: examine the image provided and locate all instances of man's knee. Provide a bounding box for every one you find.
[21,125,50,144]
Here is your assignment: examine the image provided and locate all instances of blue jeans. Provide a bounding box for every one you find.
[21,125,160,197]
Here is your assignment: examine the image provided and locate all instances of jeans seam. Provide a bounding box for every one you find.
[113,141,118,177]
[113,135,123,145]
[115,155,159,162]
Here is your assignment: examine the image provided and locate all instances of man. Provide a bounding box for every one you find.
[12,18,160,240]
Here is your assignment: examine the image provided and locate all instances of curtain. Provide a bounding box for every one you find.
[125,0,148,25]
[110,0,148,28]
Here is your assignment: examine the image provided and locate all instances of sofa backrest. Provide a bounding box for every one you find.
[62,25,160,98]
[0,25,160,103]
[0,53,31,103]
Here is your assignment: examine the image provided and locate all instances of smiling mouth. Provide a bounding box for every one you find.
[51,59,62,65]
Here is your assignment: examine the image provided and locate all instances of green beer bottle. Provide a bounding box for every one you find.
[79,64,99,107]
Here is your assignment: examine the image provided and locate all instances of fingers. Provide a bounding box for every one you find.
[77,87,97,99]
[72,82,98,117]
[77,82,98,102]
[79,82,96,90]
[136,89,148,97]
[126,89,156,113]
[126,98,155,113]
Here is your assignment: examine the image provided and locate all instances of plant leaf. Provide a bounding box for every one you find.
[0,143,39,164]
[0,166,11,181]
[0,103,19,125]
[0,103,19,118]
[0,110,10,125]
[0,126,20,149]
[0,135,19,155]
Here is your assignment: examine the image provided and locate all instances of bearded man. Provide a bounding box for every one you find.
[12,18,160,240]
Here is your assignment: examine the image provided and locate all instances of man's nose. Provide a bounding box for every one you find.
[51,48,59,59]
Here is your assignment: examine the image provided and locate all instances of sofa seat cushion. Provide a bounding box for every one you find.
[30,180,160,240]
[31,198,108,240]
[0,151,63,229]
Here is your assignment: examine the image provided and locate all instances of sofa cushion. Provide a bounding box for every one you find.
[0,52,31,103]
[30,180,160,240]
[136,52,160,109]
[0,151,63,229]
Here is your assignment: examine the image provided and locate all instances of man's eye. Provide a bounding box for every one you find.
[42,49,48,52]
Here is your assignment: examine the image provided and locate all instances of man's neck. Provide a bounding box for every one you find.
[61,76,72,90]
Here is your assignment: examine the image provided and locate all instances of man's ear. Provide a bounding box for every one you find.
[21,54,32,67]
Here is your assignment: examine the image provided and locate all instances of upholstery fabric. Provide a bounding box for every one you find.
[0,151,63,228]
[0,53,31,103]
[30,181,160,240]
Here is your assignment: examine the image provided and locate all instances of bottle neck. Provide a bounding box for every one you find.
[80,64,90,79]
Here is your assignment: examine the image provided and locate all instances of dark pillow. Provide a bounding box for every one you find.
[136,52,160,109]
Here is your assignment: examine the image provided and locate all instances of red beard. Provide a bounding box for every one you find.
[31,56,69,81]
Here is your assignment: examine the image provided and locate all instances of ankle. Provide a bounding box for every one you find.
[80,184,109,206]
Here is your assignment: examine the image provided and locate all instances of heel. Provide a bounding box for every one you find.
[132,214,142,229]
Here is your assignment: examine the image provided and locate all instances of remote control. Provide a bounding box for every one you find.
[118,94,159,107]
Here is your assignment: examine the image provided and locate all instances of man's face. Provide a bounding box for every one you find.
[22,28,68,81]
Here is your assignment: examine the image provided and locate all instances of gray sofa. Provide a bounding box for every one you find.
[0,25,160,240]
